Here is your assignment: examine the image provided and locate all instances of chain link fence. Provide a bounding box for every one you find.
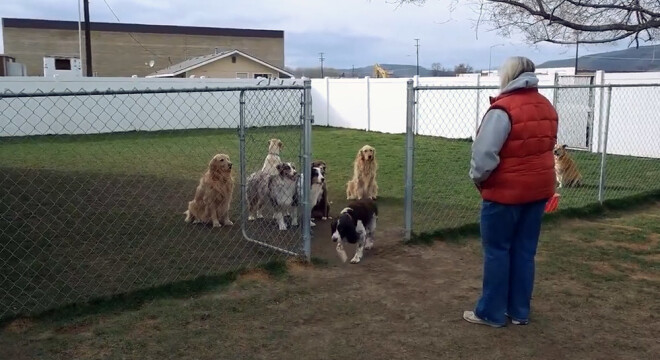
[404,81,660,238]
[0,82,312,320]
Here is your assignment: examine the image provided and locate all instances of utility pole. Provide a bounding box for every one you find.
[574,31,579,75]
[319,52,325,78]
[414,39,420,76]
[488,43,504,75]
[574,39,579,75]
[351,64,355,78]
[77,0,83,65]
[83,0,93,76]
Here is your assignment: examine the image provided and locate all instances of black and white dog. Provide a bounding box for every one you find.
[247,162,299,230]
[311,160,331,220]
[308,165,325,227]
[330,199,378,264]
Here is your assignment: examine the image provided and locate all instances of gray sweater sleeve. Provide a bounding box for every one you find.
[469,109,511,184]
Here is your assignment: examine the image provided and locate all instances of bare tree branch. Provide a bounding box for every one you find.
[396,0,660,45]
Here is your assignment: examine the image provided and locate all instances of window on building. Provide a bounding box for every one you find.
[253,73,272,79]
[231,56,237,63]
[236,72,249,79]
[54,58,72,70]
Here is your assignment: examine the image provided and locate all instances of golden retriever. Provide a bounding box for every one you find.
[346,145,378,200]
[262,138,284,175]
[554,144,582,188]
[184,153,234,227]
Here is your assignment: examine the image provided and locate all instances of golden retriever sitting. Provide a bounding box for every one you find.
[554,144,582,188]
[184,154,234,227]
[262,138,284,175]
[346,145,378,200]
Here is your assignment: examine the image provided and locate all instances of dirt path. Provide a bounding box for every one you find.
[2,205,659,360]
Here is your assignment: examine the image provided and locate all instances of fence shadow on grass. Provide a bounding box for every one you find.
[0,167,298,320]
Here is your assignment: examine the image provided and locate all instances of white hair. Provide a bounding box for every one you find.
[499,56,536,90]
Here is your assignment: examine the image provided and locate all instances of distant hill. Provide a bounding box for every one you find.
[287,64,443,78]
[538,45,660,72]
[339,64,435,78]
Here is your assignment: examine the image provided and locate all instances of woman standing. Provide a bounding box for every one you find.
[464,56,558,327]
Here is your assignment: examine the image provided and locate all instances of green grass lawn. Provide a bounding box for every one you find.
[1,126,659,235]
[1,126,660,320]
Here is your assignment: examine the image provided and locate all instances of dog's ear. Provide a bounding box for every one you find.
[562,144,567,149]
[209,158,220,173]
[278,140,283,149]
[276,163,283,173]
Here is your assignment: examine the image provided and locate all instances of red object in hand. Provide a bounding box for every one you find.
[545,193,560,213]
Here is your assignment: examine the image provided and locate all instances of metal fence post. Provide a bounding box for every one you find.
[598,86,613,204]
[404,80,415,241]
[474,74,481,137]
[239,90,248,237]
[552,72,559,107]
[366,76,371,132]
[302,80,313,260]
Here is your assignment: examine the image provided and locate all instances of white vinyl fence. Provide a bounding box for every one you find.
[2,71,660,158]
[0,77,304,137]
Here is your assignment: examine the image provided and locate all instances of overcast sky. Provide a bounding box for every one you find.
[0,0,622,70]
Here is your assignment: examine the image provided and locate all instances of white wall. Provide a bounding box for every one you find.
[311,70,660,159]
[312,71,558,139]
[2,71,659,159]
[0,77,305,136]
[601,72,660,158]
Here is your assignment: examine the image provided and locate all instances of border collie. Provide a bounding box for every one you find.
[330,199,378,264]
[311,160,331,220]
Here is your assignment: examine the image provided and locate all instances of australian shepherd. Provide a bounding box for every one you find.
[247,162,299,231]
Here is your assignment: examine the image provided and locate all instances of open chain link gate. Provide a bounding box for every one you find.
[0,81,313,320]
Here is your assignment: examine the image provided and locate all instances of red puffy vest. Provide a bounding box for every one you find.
[479,88,558,204]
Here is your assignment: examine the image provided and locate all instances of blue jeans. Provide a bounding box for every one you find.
[474,199,547,326]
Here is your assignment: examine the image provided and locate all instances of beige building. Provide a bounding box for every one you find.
[146,49,293,79]
[1,18,285,77]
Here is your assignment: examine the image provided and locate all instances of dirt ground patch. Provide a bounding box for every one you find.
[1,204,659,359]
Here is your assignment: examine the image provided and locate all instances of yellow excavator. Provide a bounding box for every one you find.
[373,63,393,78]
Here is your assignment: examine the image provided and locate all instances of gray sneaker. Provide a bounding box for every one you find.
[505,312,529,325]
[462,311,505,328]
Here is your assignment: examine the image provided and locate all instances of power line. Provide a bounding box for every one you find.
[101,0,160,59]
[580,54,660,61]
[414,38,420,76]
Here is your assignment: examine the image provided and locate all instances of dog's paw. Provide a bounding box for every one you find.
[224,220,234,226]
[310,221,316,227]
[278,225,288,231]
[192,219,201,224]
[212,221,222,228]
[248,215,255,221]
[365,240,374,250]
[337,250,348,263]
[350,256,361,264]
